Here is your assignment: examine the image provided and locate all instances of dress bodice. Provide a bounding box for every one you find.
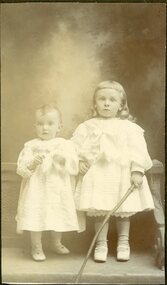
[17,138,78,177]
[71,118,152,171]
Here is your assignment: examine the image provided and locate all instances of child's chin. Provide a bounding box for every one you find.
[101,114,114,119]
[40,135,52,140]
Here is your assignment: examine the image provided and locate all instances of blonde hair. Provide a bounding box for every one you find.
[93,80,134,121]
[36,103,62,129]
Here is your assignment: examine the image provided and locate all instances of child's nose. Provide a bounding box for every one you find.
[43,124,48,130]
[104,100,110,106]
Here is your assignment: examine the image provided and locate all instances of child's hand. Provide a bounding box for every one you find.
[79,161,90,175]
[131,171,143,188]
[28,155,45,170]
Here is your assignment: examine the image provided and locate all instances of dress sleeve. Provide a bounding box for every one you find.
[63,141,79,175]
[16,143,34,178]
[70,123,88,157]
[128,123,153,173]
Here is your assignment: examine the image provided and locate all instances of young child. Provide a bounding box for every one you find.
[16,104,79,261]
[71,81,154,262]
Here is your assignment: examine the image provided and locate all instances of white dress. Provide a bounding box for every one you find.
[71,118,155,217]
[16,138,79,233]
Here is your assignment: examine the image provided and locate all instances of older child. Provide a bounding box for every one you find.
[71,81,154,262]
[16,104,79,261]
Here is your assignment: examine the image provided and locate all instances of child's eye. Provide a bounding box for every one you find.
[98,96,105,101]
[37,122,43,126]
[48,122,54,126]
[110,98,115,102]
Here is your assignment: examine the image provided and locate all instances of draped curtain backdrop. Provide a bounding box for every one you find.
[1,3,165,163]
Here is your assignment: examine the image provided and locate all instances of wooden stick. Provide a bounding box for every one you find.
[75,185,136,283]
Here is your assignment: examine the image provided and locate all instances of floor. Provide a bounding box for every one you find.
[2,247,165,284]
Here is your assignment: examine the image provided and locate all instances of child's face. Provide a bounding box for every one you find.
[35,110,60,140]
[95,89,122,118]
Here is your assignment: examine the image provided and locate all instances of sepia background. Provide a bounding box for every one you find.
[1,3,165,283]
[1,2,165,163]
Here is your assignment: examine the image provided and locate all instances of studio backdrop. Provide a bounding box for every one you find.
[1,3,165,164]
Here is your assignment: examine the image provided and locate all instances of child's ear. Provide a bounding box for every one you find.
[58,122,63,132]
[92,106,97,117]
[118,103,124,111]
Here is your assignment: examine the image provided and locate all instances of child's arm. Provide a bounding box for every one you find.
[17,142,44,178]
[71,123,90,175]
[65,141,79,175]
[17,146,34,178]
[27,154,44,170]
[129,123,153,173]
[129,122,153,187]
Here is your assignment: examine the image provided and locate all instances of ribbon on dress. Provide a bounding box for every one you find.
[41,151,66,174]
[79,128,129,166]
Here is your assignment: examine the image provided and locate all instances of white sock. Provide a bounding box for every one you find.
[51,231,62,245]
[30,231,42,248]
[116,218,130,247]
[95,221,109,246]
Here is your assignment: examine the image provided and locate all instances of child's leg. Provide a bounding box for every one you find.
[94,216,109,262]
[30,231,46,261]
[116,217,130,261]
[51,231,70,254]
